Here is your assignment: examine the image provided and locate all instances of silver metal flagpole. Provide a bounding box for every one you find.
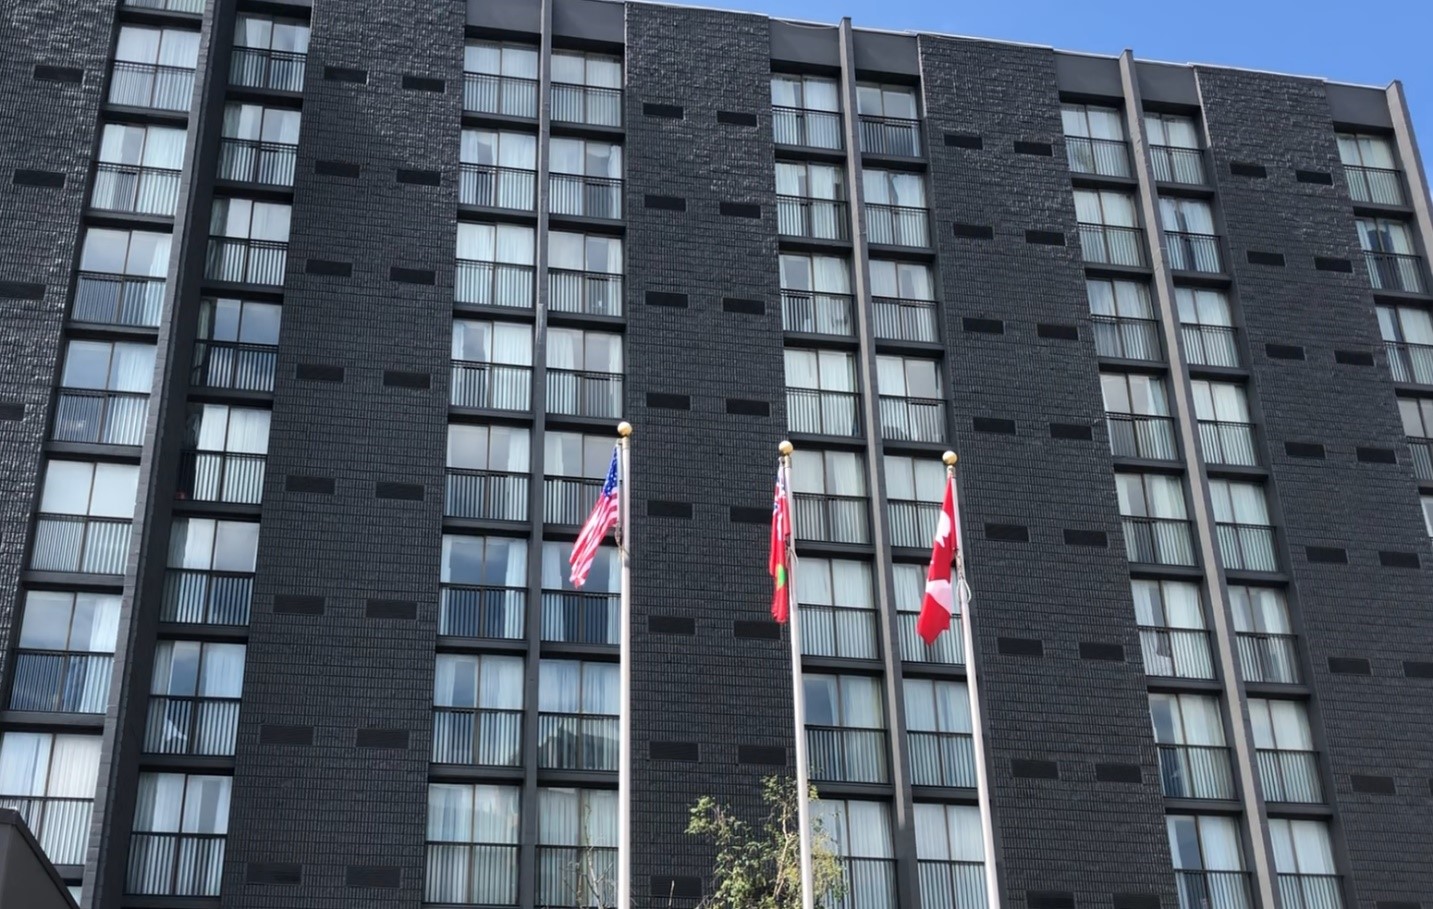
[779,440,817,909]
[617,421,633,909]
[944,452,1000,908]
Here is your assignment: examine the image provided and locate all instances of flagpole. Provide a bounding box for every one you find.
[617,421,633,909]
[945,452,1001,909]
[779,440,817,909]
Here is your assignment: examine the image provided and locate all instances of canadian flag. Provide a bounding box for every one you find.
[916,474,971,645]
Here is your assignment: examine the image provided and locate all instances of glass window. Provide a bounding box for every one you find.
[780,255,851,295]
[1208,480,1269,525]
[1228,586,1292,634]
[914,803,983,861]
[1101,373,1169,415]
[428,782,521,846]
[98,123,187,169]
[1149,693,1226,745]
[222,103,300,144]
[1167,815,1244,871]
[116,26,200,68]
[856,84,917,119]
[883,454,944,501]
[1116,473,1187,519]
[539,660,617,715]
[1268,819,1336,874]
[167,518,259,572]
[457,223,534,265]
[0,733,101,797]
[870,261,932,300]
[199,298,280,344]
[540,541,618,594]
[465,43,539,79]
[1247,698,1314,751]
[434,654,523,710]
[185,404,270,454]
[133,773,231,834]
[904,679,971,734]
[18,591,121,654]
[863,169,926,208]
[784,349,856,392]
[549,137,621,178]
[1075,189,1138,227]
[799,558,874,610]
[1145,113,1200,149]
[550,232,622,275]
[545,432,612,479]
[151,641,245,699]
[1190,381,1250,423]
[1160,197,1216,235]
[80,228,171,276]
[1399,398,1433,437]
[441,535,526,587]
[1062,103,1125,139]
[550,52,622,88]
[1378,305,1433,345]
[1175,288,1233,326]
[1087,279,1154,318]
[547,328,622,373]
[452,320,532,365]
[210,198,291,242]
[790,450,866,497]
[234,16,310,53]
[772,75,840,112]
[876,356,940,399]
[1337,132,1396,169]
[813,799,893,858]
[40,461,139,518]
[447,424,529,472]
[61,340,155,392]
[1356,217,1416,255]
[1131,580,1205,629]
[803,674,883,729]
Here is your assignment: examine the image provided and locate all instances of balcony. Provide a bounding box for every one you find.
[778,196,849,241]
[1278,874,1343,909]
[1091,315,1162,361]
[880,396,944,443]
[217,139,297,187]
[917,860,986,909]
[9,651,112,713]
[439,585,525,639]
[1344,165,1405,206]
[1235,632,1299,684]
[1386,341,1433,384]
[1167,231,1224,274]
[828,857,897,909]
[1151,145,1206,185]
[873,297,938,343]
[866,204,929,247]
[1182,324,1241,369]
[537,712,618,770]
[1365,251,1428,294]
[786,388,859,436]
[551,83,622,127]
[1257,749,1323,804]
[550,173,622,219]
[772,106,843,150]
[800,605,879,660]
[908,730,976,787]
[541,590,618,645]
[889,499,939,549]
[1158,743,1235,799]
[1175,870,1252,909]
[53,390,147,446]
[31,515,131,575]
[806,726,887,783]
[108,62,194,111]
[898,611,963,664]
[1138,626,1215,680]
[544,476,601,525]
[229,47,305,92]
[126,832,224,896]
[205,238,286,286]
[431,706,522,766]
[1107,413,1178,460]
[1409,436,1433,481]
[1079,223,1147,267]
[781,290,854,337]
[73,273,165,327]
[92,163,181,216]
[549,270,623,317]
[455,260,535,309]
[143,695,239,755]
[1122,516,1196,566]
[538,846,615,909]
[793,493,870,545]
[547,368,623,419]
[426,843,518,906]
[192,340,276,392]
[445,469,528,521]
[1216,523,1278,572]
[1066,136,1132,178]
[859,114,921,157]
[1199,421,1258,467]
[162,569,252,625]
[177,451,266,505]
[459,164,535,210]
[122,0,205,10]
[450,361,531,411]
[0,797,91,865]
[463,73,538,118]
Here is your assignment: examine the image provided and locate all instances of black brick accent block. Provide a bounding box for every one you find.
[0,403,23,421]
[738,744,785,765]
[646,392,690,410]
[346,866,401,888]
[1064,529,1107,547]
[1113,895,1161,909]
[1335,349,1375,366]
[649,616,695,635]
[296,363,345,382]
[998,637,1044,657]
[1357,447,1397,464]
[963,317,1004,334]
[648,500,693,519]
[390,266,435,284]
[1230,161,1268,178]
[652,876,703,899]
[285,475,335,495]
[306,259,352,277]
[402,75,444,92]
[1014,139,1053,156]
[315,160,361,178]
[13,169,64,188]
[1379,551,1420,568]
[259,724,314,746]
[1265,343,1304,360]
[642,102,683,119]
[355,729,409,749]
[725,398,768,417]
[366,598,417,620]
[1376,903,1421,909]
[973,417,1016,434]
[272,595,325,615]
[719,201,760,219]
[1329,656,1372,674]
[1025,229,1065,246]
[646,291,688,308]
[0,282,44,299]
[945,132,982,149]
[1028,891,1076,909]
[247,862,303,884]
[953,223,994,240]
[716,110,757,126]
[396,169,441,186]
[1011,759,1060,779]
[733,620,779,640]
[985,522,1030,542]
[1095,763,1142,783]
[375,482,424,501]
[649,741,700,761]
[1050,423,1093,441]
[1285,442,1326,459]
[1248,250,1286,267]
[1404,661,1433,679]
[33,64,83,83]
[645,194,686,211]
[383,370,429,389]
[1080,642,1124,661]
[1350,774,1396,794]
[324,66,368,83]
[729,506,769,524]
[1037,322,1079,340]
[1296,169,1334,185]
[1315,256,1353,273]
[1306,546,1347,563]
[722,297,764,315]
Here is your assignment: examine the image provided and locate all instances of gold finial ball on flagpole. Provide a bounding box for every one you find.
[617,421,633,437]
[943,451,958,466]
[779,440,794,456]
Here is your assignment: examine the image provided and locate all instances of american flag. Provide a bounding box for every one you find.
[569,445,621,587]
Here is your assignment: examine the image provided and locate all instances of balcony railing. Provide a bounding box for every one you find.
[53,389,148,446]
[439,585,525,639]
[778,196,849,240]
[1066,135,1132,178]
[92,163,181,216]
[772,106,843,151]
[161,569,252,625]
[1107,412,1179,460]
[1344,165,1405,206]
[192,340,276,392]
[229,47,306,92]
[1079,223,1147,267]
[781,291,854,337]
[177,451,266,505]
[1216,523,1278,572]
[108,61,194,111]
[873,297,938,343]
[866,204,929,247]
[880,396,944,443]
[426,842,519,906]
[1236,632,1300,684]
[217,139,296,187]
[450,361,531,411]
[1409,436,1433,481]
[544,476,601,525]
[807,726,887,783]
[859,114,921,157]
[1151,145,1206,185]
[0,796,92,865]
[456,260,535,309]
[1365,251,1427,294]
[828,857,897,909]
[1167,231,1224,273]
[538,845,616,909]
[1091,315,1162,361]
[431,706,523,766]
[1175,870,1253,909]
[1182,324,1241,368]
[551,83,622,127]
[1122,516,1196,566]
[1257,749,1323,804]
[537,712,618,770]
[31,515,131,575]
[898,611,963,664]
[917,860,986,909]
[205,238,286,286]
[73,273,165,328]
[463,72,538,118]
[445,469,528,521]
[9,651,113,713]
[1386,341,1433,384]
[1199,421,1258,467]
[908,730,976,787]
[786,388,860,436]
[541,590,619,645]
[126,832,224,896]
[1158,743,1235,799]
[143,694,239,755]
[1278,874,1343,909]
[550,269,623,317]
[889,499,939,549]
[459,164,536,210]
[122,0,206,11]
[1139,626,1215,680]
[550,173,622,219]
[547,368,623,418]
[800,605,879,660]
[793,493,870,545]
